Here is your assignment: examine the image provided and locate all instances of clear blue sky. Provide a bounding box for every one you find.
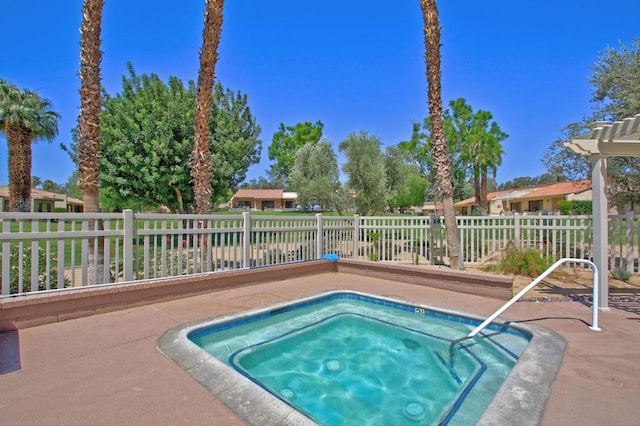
[1,0,639,187]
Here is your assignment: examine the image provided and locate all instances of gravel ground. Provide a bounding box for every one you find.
[504,267,640,303]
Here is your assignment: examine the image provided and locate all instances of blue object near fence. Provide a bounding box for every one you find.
[322,254,340,262]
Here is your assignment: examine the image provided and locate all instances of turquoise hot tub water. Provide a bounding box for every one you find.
[184,292,536,425]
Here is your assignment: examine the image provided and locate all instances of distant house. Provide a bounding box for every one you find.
[454,179,592,215]
[230,189,298,211]
[417,201,444,215]
[55,193,84,213]
[0,186,84,213]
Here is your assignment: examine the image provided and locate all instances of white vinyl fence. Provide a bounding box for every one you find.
[1,211,638,296]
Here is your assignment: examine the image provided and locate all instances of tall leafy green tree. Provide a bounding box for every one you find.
[445,98,508,212]
[42,180,64,193]
[289,140,344,214]
[398,122,434,182]
[542,123,591,182]
[402,98,506,212]
[544,39,640,210]
[384,146,409,206]
[192,0,225,214]
[0,80,60,212]
[400,114,469,202]
[32,175,79,196]
[590,39,640,121]
[443,98,474,194]
[268,120,324,184]
[420,0,462,269]
[31,176,42,189]
[608,158,640,209]
[339,131,387,215]
[66,170,82,198]
[590,39,640,210]
[391,172,428,210]
[88,67,260,212]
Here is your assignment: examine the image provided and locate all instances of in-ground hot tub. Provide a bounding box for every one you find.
[158,291,566,425]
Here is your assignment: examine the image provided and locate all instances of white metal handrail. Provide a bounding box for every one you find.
[450,258,601,356]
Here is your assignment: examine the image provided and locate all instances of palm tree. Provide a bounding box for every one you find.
[420,0,463,269]
[78,0,109,284]
[0,80,60,212]
[463,111,507,213]
[475,121,506,213]
[78,0,104,215]
[192,0,225,214]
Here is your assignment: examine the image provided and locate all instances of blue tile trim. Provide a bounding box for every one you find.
[188,291,531,352]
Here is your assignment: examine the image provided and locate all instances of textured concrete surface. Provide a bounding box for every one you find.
[1,271,638,425]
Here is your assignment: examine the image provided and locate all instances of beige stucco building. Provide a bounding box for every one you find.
[0,186,84,213]
[455,179,592,215]
[230,189,298,211]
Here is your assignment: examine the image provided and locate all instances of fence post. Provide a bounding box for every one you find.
[514,213,521,248]
[1,219,10,295]
[316,213,323,259]
[242,212,251,268]
[123,209,134,282]
[626,210,634,273]
[429,214,436,265]
[353,215,360,260]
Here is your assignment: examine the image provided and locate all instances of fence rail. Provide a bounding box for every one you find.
[1,211,638,296]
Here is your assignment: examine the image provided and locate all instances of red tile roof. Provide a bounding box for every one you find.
[455,179,592,207]
[232,189,284,200]
[0,185,69,201]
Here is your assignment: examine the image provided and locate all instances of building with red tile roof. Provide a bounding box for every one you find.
[230,189,298,211]
[454,179,592,215]
[0,186,84,212]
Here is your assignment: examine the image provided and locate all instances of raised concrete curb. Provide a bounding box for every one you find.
[1,260,513,330]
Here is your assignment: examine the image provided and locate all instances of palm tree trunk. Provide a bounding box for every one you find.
[473,166,481,212]
[78,0,111,284]
[6,123,32,212]
[192,0,225,214]
[480,165,489,213]
[420,0,463,269]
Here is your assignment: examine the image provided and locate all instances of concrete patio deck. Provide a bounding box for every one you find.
[1,266,639,425]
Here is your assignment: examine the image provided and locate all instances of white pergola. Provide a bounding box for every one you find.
[561,113,640,310]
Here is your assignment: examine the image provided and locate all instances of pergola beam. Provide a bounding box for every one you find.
[562,140,640,156]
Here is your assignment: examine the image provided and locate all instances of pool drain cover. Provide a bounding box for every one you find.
[280,387,296,400]
[403,402,426,421]
[325,359,345,373]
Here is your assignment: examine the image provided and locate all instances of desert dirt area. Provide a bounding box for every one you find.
[416,262,640,303]
[511,267,639,300]
[463,264,640,312]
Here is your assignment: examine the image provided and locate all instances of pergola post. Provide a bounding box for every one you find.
[560,113,640,312]
[591,154,609,311]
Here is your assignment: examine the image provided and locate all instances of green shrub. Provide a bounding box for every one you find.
[486,243,554,277]
[611,267,632,282]
[557,200,592,215]
[0,245,69,294]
